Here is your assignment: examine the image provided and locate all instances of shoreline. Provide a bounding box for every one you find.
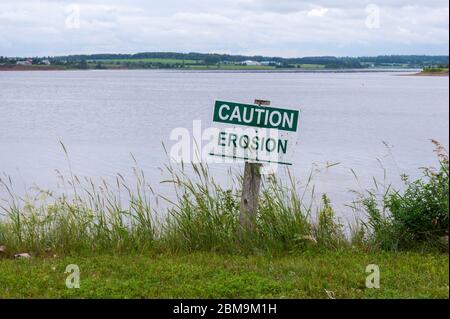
[391,71,449,77]
[0,66,422,74]
[413,71,449,76]
[0,65,65,71]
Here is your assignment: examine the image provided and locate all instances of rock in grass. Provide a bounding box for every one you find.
[14,253,32,259]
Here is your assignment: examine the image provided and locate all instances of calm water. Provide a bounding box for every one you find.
[0,70,448,218]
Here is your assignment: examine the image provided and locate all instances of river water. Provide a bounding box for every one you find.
[0,70,448,219]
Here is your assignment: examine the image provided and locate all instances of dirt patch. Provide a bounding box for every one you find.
[0,65,65,71]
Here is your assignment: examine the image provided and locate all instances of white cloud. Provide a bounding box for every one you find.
[0,0,448,57]
[308,7,329,17]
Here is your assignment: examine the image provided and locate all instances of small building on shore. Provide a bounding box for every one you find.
[16,59,33,66]
[261,61,282,66]
[241,60,261,66]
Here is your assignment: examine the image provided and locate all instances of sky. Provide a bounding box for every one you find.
[1,0,449,57]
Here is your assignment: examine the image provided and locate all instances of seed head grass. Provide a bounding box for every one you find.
[0,141,448,257]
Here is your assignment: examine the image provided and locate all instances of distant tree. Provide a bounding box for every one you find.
[77,60,89,69]
[204,55,221,65]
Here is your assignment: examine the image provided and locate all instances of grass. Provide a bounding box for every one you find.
[95,58,201,65]
[0,141,448,298]
[295,64,326,70]
[0,160,349,256]
[185,65,277,70]
[0,251,447,298]
[350,140,449,252]
[89,59,279,70]
[0,142,448,256]
[423,67,449,72]
[419,67,449,76]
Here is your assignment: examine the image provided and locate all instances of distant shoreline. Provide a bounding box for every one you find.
[413,71,449,76]
[0,65,422,74]
[2,54,447,74]
[0,65,66,71]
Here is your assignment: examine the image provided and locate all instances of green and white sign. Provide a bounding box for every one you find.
[209,100,300,166]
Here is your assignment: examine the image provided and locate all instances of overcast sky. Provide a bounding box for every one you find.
[1,0,448,57]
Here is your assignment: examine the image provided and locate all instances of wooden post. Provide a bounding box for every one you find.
[239,99,270,231]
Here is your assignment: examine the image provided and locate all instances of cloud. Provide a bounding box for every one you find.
[308,7,329,17]
[0,0,448,57]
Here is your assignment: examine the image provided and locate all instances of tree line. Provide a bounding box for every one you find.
[2,53,448,69]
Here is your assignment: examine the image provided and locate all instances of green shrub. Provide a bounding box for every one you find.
[359,140,449,251]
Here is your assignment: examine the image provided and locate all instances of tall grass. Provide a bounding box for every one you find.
[351,140,449,252]
[0,160,343,256]
[0,141,448,256]
[157,161,344,254]
[0,164,157,255]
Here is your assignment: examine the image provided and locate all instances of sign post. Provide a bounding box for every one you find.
[210,99,300,233]
[238,100,269,231]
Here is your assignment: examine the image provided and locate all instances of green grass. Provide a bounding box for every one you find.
[0,141,448,256]
[420,67,449,75]
[95,58,201,65]
[89,59,280,70]
[0,160,348,256]
[0,251,447,298]
[186,64,277,70]
[295,64,326,70]
[0,142,448,298]
[352,140,449,252]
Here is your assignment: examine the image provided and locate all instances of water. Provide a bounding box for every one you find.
[0,70,448,218]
